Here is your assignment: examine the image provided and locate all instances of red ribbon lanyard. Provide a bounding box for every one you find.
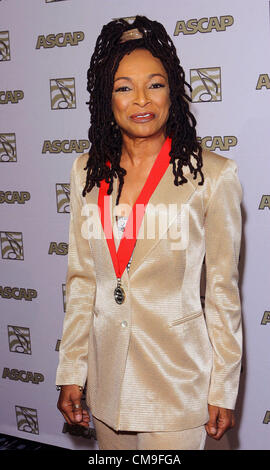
[98,136,172,278]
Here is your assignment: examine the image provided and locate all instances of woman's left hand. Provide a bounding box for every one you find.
[205,404,235,440]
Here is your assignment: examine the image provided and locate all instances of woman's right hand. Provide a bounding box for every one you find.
[57,384,90,428]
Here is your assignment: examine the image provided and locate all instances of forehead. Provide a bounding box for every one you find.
[114,49,167,78]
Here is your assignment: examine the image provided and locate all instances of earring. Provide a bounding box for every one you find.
[111,119,119,129]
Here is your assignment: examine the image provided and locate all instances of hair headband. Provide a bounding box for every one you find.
[119,28,146,43]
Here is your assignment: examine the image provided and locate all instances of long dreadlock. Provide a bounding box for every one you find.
[82,15,204,204]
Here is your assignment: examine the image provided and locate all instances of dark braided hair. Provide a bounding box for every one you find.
[82,15,204,204]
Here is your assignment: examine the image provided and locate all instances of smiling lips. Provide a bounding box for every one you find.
[130,112,155,123]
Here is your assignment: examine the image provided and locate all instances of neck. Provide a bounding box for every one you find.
[121,131,167,167]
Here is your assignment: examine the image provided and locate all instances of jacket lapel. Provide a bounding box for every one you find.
[110,161,199,279]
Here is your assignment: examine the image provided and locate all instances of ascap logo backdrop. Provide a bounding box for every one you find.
[0,0,269,450]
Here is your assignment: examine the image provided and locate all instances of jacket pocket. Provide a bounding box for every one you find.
[168,309,203,328]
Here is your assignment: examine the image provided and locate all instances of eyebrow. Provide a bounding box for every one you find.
[114,73,167,83]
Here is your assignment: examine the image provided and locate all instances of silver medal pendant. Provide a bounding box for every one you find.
[114,278,125,304]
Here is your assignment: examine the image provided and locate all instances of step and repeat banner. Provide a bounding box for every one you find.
[0,0,269,450]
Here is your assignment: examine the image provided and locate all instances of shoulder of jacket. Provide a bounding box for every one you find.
[201,148,237,183]
[200,150,240,212]
[71,152,90,174]
[70,152,90,188]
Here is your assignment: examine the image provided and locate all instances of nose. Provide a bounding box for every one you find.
[134,87,150,107]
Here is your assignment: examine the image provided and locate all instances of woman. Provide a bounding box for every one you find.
[56,16,243,450]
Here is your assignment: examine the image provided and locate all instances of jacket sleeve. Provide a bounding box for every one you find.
[204,158,243,410]
[55,156,96,388]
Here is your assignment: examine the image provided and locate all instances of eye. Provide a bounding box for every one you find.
[114,86,131,93]
[149,83,165,89]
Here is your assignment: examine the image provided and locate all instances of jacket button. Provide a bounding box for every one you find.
[121,321,128,328]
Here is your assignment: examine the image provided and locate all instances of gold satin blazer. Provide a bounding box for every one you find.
[56,149,243,432]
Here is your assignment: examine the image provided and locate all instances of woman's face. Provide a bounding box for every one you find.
[111,48,171,140]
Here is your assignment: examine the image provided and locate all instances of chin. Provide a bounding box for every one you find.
[125,126,164,139]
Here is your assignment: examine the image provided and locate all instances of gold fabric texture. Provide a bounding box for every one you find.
[56,149,243,432]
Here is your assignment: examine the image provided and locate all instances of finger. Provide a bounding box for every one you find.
[205,407,219,436]
[71,401,91,428]
[73,410,90,428]
[62,405,89,428]
[212,413,232,440]
[205,423,218,437]
[82,410,91,423]
[79,409,91,426]
[63,411,89,428]
[72,401,84,423]
[213,421,231,440]
[79,421,90,428]
[57,393,91,428]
